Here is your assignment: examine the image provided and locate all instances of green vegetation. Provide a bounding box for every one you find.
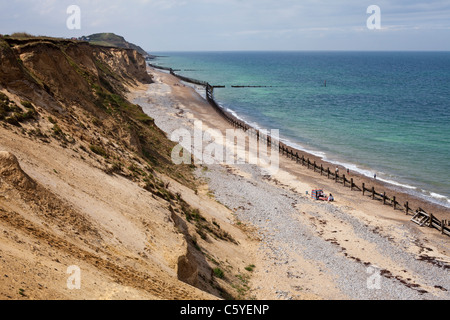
[245,264,256,272]
[233,273,252,299]
[21,101,35,110]
[51,124,63,136]
[85,33,148,57]
[0,93,36,125]
[213,268,225,279]
[89,144,109,158]
[0,93,15,120]
[48,116,57,124]
[93,85,154,124]
[18,288,26,297]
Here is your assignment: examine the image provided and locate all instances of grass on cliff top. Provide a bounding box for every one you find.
[3,33,69,42]
[86,33,148,56]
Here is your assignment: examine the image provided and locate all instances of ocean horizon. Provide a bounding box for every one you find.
[150,51,450,209]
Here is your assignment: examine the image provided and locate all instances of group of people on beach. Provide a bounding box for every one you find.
[313,189,334,202]
[316,166,378,203]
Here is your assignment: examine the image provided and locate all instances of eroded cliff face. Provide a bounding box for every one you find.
[93,46,152,85]
[0,37,247,300]
[0,37,169,165]
[0,38,152,115]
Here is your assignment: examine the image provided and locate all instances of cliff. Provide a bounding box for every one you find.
[82,33,149,58]
[0,36,254,300]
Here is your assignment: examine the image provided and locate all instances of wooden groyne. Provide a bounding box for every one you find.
[170,70,209,87]
[147,63,174,72]
[149,64,450,238]
[275,142,450,237]
[231,85,274,88]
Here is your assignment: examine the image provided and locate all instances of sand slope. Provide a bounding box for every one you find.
[0,120,259,299]
[0,36,259,300]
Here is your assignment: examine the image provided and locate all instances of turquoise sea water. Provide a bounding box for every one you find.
[151,51,450,208]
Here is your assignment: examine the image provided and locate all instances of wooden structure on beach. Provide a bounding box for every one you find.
[149,64,450,239]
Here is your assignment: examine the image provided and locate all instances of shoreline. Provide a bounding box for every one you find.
[128,67,450,300]
[149,61,450,211]
[151,63,449,223]
[216,100,450,212]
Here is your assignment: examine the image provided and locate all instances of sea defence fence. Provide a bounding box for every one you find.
[148,63,450,238]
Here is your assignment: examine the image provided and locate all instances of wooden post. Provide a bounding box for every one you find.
[383,192,386,205]
[327,168,330,179]
[405,202,409,215]
[296,153,299,163]
[320,165,323,176]
[351,178,354,191]
[335,173,338,183]
[393,196,396,210]
[307,159,310,169]
[362,183,365,195]
[343,174,346,187]
[372,187,375,200]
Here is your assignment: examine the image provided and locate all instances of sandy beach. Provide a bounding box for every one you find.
[128,67,450,300]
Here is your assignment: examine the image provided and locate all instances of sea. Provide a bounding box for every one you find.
[149,51,450,209]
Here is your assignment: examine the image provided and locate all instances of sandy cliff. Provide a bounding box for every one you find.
[0,36,256,300]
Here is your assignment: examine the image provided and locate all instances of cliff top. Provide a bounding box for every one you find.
[81,32,149,58]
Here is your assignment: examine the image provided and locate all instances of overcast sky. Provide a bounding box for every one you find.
[1,0,449,52]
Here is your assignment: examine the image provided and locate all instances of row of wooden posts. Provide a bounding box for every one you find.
[149,64,450,238]
[205,85,450,238]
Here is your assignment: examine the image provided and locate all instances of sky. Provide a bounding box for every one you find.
[1,0,449,52]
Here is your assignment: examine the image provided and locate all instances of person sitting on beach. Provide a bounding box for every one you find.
[328,194,334,202]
